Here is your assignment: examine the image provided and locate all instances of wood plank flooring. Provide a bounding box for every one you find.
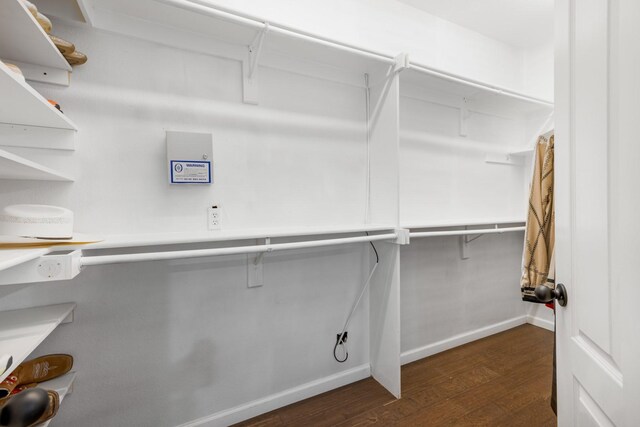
[235,324,556,426]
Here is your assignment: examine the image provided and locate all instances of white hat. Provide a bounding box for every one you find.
[0,204,74,239]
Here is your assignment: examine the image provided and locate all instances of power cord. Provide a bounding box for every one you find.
[333,232,380,363]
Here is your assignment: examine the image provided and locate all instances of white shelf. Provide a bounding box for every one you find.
[73,224,397,250]
[39,372,77,427]
[0,303,76,384]
[402,217,526,230]
[401,65,553,117]
[0,0,72,71]
[0,148,73,181]
[0,61,77,130]
[0,248,52,272]
[509,147,535,156]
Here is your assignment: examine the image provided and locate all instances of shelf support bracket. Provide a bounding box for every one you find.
[247,237,269,288]
[459,97,469,136]
[459,224,502,259]
[242,23,269,105]
[393,53,409,74]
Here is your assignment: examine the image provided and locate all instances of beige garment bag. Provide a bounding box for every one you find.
[521,134,555,302]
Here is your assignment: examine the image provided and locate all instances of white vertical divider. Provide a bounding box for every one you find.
[367,58,402,398]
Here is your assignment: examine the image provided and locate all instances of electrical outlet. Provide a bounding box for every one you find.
[207,205,221,230]
[336,332,348,345]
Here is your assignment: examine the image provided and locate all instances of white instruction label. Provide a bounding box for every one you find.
[170,160,211,184]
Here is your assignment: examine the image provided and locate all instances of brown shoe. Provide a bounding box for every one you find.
[0,355,73,398]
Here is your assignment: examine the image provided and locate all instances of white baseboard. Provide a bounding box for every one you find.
[526,314,555,331]
[400,315,528,365]
[178,364,371,427]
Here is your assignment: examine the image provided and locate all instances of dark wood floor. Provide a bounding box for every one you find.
[235,324,556,427]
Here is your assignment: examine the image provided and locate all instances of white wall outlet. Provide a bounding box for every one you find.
[207,205,221,230]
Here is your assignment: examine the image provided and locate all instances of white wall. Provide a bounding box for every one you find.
[523,42,554,101]
[400,233,527,354]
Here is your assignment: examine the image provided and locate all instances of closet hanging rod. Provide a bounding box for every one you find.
[154,0,397,65]
[410,226,525,238]
[408,63,554,108]
[79,233,399,267]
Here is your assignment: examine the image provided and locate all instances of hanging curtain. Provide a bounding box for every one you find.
[521,133,555,302]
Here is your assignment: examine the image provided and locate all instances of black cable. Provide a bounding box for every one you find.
[333,233,380,363]
[365,231,379,263]
[333,339,348,363]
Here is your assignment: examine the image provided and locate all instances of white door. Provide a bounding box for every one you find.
[555,0,640,425]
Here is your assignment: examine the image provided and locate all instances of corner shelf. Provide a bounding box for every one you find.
[0,148,73,181]
[39,372,77,427]
[0,303,76,384]
[0,0,71,71]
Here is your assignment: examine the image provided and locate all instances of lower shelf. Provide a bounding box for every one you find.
[39,372,76,427]
[0,303,76,384]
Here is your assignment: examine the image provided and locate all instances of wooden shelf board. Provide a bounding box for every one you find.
[0,148,74,181]
[0,0,71,71]
[0,62,77,131]
[0,303,76,384]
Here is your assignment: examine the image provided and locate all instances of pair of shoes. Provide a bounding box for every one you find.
[0,355,73,399]
[0,388,59,427]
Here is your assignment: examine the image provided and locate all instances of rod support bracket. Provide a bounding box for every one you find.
[393,228,411,245]
[242,23,269,105]
[393,53,409,73]
[247,237,269,288]
[0,250,82,286]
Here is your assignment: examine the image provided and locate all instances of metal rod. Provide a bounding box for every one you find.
[80,233,398,267]
[410,226,525,238]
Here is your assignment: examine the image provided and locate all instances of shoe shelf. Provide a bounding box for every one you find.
[0,148,74,181]
[0,303,76,384]
[0,0,71,72]
[39,371,77,427]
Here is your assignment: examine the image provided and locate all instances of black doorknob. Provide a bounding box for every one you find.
[534,283,568,307]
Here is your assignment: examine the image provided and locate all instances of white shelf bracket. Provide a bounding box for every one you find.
[459,97,469,136]
[459,225,501,259]
[393,229,410,245]
[242,23,269,105]
[485,153,523,166]
[0,250,82,286]
[247,237,269,288]
[393,53,409,74]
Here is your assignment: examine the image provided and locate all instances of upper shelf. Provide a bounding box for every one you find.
[0,0,72,71]
[0,303,75,384]
[400,64,553,116]
[0,61,77,130]
[401,217,526,230]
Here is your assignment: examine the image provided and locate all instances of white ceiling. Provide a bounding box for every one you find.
[396,0,554,49]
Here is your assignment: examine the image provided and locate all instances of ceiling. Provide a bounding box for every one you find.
[396,0,554,49]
